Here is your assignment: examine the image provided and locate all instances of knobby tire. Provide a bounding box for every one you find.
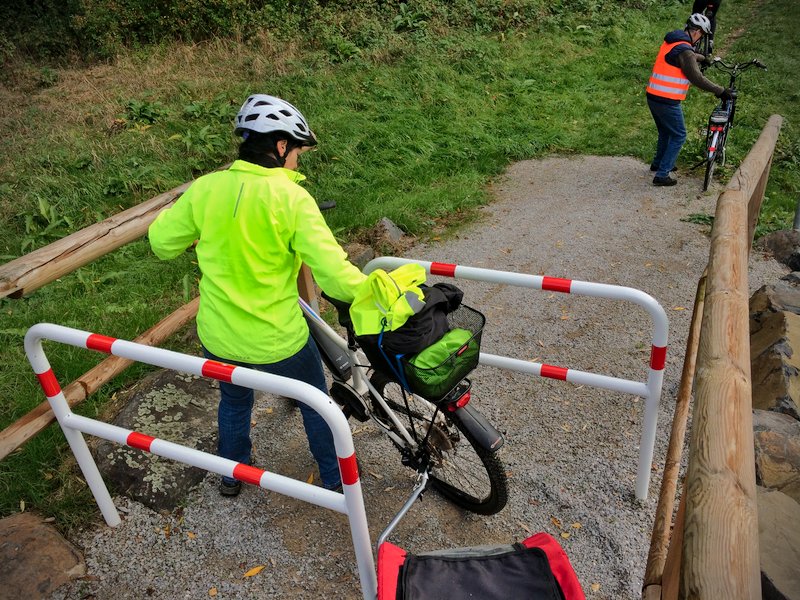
[369,371,508,515]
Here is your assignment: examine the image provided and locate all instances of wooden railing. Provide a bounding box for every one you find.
[0,162,321,461]
[643,114,784,599]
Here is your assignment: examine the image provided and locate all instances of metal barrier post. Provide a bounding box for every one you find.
[364,257,669,501]
[24,323,377,600]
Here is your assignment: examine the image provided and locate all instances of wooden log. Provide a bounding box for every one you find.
[643,273,706,592]
[662,486,687,600]
[0,297,199,461]
[0,163,230,299]
[680,179,760,595]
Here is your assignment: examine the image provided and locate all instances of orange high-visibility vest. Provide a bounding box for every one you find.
[646,40,692,101]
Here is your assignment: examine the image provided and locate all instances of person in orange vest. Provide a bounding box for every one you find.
[646,14,733,186]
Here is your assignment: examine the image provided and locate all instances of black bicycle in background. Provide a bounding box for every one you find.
[697,57,767,191]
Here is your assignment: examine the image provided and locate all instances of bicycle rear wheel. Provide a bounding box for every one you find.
[703,155,716,191]
[370,371,508,515]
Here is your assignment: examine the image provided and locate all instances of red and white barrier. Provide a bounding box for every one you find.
[364,257,669,501]
[24,323,377,600]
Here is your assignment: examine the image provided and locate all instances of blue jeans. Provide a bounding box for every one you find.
[648,97,687,178]
[203,337,341,489]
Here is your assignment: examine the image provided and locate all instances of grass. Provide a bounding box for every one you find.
[0,0,798,531]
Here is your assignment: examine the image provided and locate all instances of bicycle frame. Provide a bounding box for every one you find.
[699,57,766,190]
[299,296,470,455]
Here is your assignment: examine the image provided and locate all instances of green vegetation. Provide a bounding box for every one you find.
[0,0,797,531]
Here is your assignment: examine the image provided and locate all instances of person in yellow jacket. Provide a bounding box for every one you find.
[149,94,366,496]
[646,14,733,186]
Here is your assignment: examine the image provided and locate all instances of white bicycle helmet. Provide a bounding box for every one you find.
[687,13,712,34]
[234,94,317,146]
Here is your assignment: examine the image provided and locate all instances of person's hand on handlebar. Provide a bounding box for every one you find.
[717,88,736,102]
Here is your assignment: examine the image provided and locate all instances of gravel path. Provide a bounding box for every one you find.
[52,156,787,600]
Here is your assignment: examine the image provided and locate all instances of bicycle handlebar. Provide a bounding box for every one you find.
[710,57,768,73]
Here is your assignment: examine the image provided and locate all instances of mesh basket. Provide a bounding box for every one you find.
[400,305,485,401]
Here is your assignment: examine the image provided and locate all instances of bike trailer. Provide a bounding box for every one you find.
[377,532,586,600]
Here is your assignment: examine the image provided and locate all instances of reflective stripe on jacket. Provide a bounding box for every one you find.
[148,160,366,364]
[646,40,693,101]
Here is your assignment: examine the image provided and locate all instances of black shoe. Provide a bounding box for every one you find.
[653,175,677,186]
[650,164,678,172]
[219,479,242,497]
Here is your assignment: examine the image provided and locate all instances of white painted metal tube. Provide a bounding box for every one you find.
[363,257,669,501]
[24,323,377,600]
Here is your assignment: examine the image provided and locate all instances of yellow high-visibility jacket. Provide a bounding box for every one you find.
[148,160,366,364]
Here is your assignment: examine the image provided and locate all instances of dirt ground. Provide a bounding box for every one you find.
[50,155,788,600]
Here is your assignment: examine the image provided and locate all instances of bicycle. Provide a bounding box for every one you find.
[696,57,767,191]
[299,283,509,516]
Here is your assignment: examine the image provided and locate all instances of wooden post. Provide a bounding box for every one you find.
[0,163,231,299]
[681,180,764,598]
[642,273,706,597]
[0,297,199,461]
[727,114,781,249]
[297,263,319,312]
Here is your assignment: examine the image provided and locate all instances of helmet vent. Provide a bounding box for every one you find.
[279,110,292,117]
[244,114,259,122]
[254,100,272,107]
[267,114,280,120]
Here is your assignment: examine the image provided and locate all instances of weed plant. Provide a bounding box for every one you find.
[0,0,797,530]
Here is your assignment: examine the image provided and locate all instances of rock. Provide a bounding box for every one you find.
[0,512,85,598]
[750,282,800,323]
[343,242,375,270]
[753,410,800,504]
[749,309,800,419]
[757,229,800,271]
[93,369,219,512]
[757,487,800,600]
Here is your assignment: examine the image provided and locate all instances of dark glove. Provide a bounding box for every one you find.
[700,55,713,68]
[717,88,735,102]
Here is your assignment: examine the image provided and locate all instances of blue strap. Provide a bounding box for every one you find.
[377,321,412,393]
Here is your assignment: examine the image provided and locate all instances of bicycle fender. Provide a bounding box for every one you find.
[452,404,505,453]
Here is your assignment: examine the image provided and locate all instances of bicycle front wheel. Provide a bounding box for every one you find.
[369,371,508,515]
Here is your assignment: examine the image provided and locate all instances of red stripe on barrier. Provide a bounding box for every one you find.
[339,453,359,486]
[201,360,236,383]
[36,369,61,397]
[541,276,572,293]
[233,463,265,486]
[430,262,457,277]
[541,364,569,380]
[86,333,117,354]
[127,431,155,451]
[650,345,667,371]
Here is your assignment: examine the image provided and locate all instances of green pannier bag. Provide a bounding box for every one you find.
[401,305,484,401]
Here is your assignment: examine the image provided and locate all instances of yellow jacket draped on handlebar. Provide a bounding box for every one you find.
[148,160,366,364]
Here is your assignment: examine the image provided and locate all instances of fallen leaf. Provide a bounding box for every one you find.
[560,315,569,320]
[645,262,652,267]
[383,486,396,492]
[518,522,532,533]
[591,583,601,592]
[243,565,266,578]
[265,407,273,414]
[550,516,562,529]
[560,532,571,539]
[306,473,314,484]
[251,420,257,426]
[537,340,544,347]
[187,531,197,539]
[368,470,383,480]
[19,500,25,512]
[43,472,54,480]
[671,306,687,311]
[571,522,582,529]
[209,587,218,596]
